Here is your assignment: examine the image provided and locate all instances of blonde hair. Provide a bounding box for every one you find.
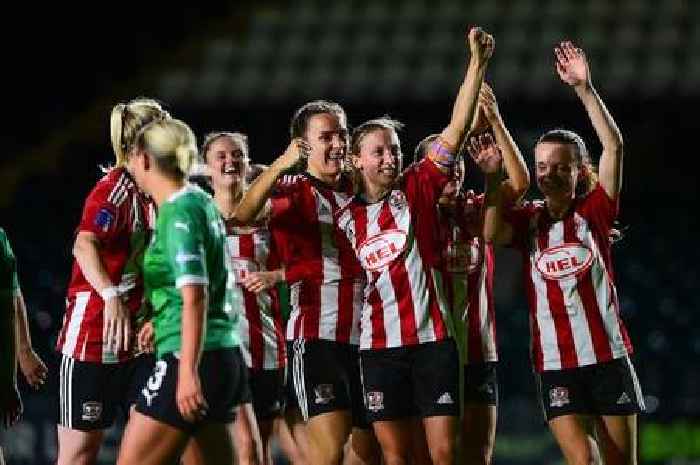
[110,97,170,167]
[136,118,197,180]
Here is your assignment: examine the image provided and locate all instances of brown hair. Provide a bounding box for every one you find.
[537,129,598,196]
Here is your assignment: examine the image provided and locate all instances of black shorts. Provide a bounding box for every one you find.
[535,356,645,422]
[289,339,368,429]
[463,362,498,407]
[284,343,299,411]
[135,348,247,434]
[360,339,460,423]
[58,353,155,431]
[248,368,286,421]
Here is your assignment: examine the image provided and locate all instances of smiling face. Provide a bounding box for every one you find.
[304,112,348,182]
[534,141,580,200]
[353,127,402,195]
[204,135,249,193]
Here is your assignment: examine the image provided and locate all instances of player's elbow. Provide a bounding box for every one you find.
[510,176,530,200]
[72,233,98,260]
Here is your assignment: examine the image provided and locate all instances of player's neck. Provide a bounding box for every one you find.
[545,195,574,220]
[151,177,186,207]
[306,167,341,189]
[214,187,242,220]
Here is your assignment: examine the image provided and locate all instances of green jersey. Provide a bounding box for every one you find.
[1,228,19,302]
[144,185,238,358]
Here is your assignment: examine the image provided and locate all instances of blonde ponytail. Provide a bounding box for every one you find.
[109,97,169,167]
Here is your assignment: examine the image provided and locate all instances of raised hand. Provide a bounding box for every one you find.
[554,41,590,88]
[478,82,501,124]
[469,27,495,65]
[273,138,312,173]
[467,133,502,174]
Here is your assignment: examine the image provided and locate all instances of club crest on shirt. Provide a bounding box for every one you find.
[366,391,384,412]
[549,387,570,408]
[389,191,407,209]
[81,401,103,422]
[535,243,593,280]
[357,229,408,272]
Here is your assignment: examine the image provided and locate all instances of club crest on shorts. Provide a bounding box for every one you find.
[366,391,384,412]
[549,387,570,408]
[314,384,335,405]
[81,401,103,422]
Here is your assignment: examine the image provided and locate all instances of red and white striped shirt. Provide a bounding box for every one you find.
[56,168,154,363]
[336,158,453,350]
[506,184,633,372]
[226,219,286,370]
[269,173,363,345]
[439,192,498,364]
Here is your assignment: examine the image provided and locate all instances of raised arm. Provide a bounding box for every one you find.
[468,133,514,245]
[439,27,494,152]
[234,139,309,224]
[555,41,623,198]
[478,83,530,201]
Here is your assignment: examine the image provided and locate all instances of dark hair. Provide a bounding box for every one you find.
[290,100,347,139]
[537,129,597,195]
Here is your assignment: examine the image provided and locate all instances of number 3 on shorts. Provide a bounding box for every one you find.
[142,360,167,406]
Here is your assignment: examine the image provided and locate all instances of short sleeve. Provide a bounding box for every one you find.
[503,202,536,250]
[0,229,19,295]
[578,183,618,231]
[163,206,209,288]
[78,184,125,242]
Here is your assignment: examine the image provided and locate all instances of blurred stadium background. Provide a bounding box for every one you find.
[1,0,698,463]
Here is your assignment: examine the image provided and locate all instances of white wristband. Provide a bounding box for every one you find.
[100,286,120,301]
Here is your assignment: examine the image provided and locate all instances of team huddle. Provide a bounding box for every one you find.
[0,26,644,465]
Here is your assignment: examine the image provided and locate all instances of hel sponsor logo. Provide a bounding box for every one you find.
[549,386,570,408]
[366,391,384,412]
[436,392,454,404]
[358,229,408,272]
[230,257,259,283]
[314,384,335,405]
[81,401,103,422]
[535,243,593,280]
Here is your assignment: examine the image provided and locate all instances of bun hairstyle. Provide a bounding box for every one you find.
[136,118,197,180]
[537,129,598,196]
[110,97,170,167]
